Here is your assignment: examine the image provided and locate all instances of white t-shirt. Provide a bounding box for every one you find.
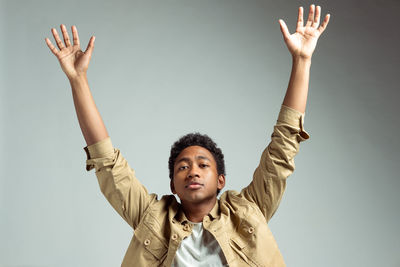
[171,222,228,267]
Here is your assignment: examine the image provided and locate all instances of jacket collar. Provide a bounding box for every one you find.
[173,198,220,224]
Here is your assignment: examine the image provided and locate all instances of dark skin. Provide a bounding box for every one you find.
[171,145,225,222]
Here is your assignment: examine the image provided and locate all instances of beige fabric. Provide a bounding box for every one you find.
[84,104,309,267]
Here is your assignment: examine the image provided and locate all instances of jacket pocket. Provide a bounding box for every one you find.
[229,215,264,267]
[230,237,250,265]
[134,223,168,262]
[143,235,168,261]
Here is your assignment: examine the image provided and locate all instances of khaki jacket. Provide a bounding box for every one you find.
[84,105,309,267]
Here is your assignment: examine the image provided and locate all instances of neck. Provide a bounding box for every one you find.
[181,197,217,223]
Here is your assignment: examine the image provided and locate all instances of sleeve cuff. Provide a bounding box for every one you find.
[278,105,310,140]
[83,137,114,160]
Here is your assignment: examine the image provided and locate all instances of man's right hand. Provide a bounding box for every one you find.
[45,25,95,80]
[45,24,108,146]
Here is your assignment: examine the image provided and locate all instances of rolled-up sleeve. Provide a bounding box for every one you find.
[240,105,309,222]
[84,137,156,229]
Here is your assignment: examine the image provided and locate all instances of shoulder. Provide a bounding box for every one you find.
[149,194,179,211]
[219,190,261,213]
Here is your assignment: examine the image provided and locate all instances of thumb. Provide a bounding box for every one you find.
[84,36,95,56]
[278,19,290,40]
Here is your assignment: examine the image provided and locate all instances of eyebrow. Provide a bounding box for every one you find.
[175,155,211,165]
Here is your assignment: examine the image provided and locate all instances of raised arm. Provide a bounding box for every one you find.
[279,5,330,113]
[45,25,108,146]
[240,5,329,221]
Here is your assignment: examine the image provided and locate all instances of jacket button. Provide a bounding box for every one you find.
[144,239,151,246]
[171,234,178,240]
[183,224,190,231]
[248,227,254,234]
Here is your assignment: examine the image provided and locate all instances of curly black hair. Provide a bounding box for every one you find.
[168,132,226,195]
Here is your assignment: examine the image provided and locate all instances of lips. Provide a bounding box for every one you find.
[185,182,204,189]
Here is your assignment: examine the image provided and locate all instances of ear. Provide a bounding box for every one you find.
[170,179,176,194]
[217,174,225,190]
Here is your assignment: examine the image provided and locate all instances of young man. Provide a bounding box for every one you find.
[45,4,330,266]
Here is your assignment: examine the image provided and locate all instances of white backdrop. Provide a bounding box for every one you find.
[1,0,400,266]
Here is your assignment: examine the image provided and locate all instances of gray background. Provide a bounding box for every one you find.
[1,0,399,266]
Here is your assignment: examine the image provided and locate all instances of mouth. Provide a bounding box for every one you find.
[185,182,204,189]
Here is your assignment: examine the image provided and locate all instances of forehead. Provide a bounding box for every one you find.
[175,145,215,163]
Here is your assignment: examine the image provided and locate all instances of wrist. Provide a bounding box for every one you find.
[68,73,88,88]
[292,55,312,67]
[68,73,88,83]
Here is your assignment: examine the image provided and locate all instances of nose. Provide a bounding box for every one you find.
[187,165,200,179]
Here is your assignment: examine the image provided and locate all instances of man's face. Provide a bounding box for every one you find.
[171,145,225,205]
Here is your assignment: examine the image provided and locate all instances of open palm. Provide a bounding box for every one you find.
[279,5,330,59]
[45,25,95,79]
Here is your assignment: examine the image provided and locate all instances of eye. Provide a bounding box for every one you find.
[178,165,188,171]
[200,163,209,168]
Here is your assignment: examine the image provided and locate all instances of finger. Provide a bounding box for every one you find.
[51,28,65,50]
[313,5,321,28]
[306,4,315,27]
[318,14,330,34]
[60,24,71,47]
[296,6,304,30]
[84,36,95,56]
[45,37,59,56]
[71,25,80,47]
[279,19,291,40]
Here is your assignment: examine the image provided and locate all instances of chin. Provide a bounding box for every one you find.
[186,194,216,204]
